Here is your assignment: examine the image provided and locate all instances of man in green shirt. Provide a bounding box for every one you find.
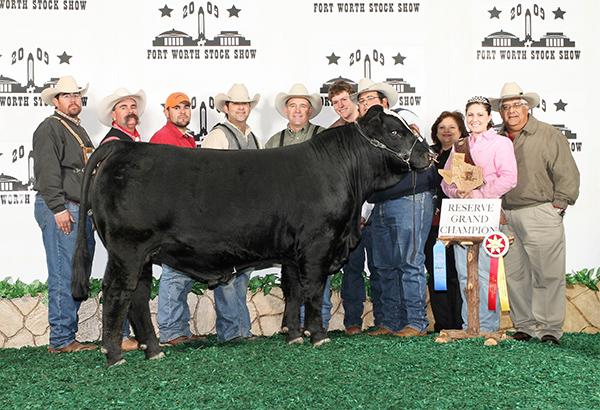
[265,83,324,148]
[490,82,580,345]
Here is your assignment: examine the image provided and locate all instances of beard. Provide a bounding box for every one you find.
[173,117,190,128]
[66,103,82,117]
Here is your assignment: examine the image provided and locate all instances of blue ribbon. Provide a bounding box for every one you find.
[433,240,447,291]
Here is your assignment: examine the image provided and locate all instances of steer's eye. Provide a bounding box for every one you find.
[391,130,398,136]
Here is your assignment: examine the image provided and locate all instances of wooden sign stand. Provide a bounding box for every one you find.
[434,236,508,346]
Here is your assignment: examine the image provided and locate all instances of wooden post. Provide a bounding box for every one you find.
[465,243,480,335]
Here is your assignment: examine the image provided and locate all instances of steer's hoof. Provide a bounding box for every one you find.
[139,344,148,351]
[288,337,304,345]
[149,352,166,361]
[312,337,331,347]
[108,358,126,367]
[100,347,108,355]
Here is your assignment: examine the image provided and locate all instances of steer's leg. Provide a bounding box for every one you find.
[101,257,134,366]
[303,271,330,346]
[128,262,163,361]
[281,264,303,344]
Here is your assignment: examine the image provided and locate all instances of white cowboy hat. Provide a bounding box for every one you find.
[274,83,322,119]
[214,83,260,112]
[489,82,540,112]
[98,88,147,127]
[351,78,398,108]
[40,76,88,105]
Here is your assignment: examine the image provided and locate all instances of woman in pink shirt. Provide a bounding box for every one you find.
[441,96,517,332]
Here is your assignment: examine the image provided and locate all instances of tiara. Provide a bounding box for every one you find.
[467,96,490,105]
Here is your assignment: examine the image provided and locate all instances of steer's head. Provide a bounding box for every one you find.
[356,105,435,171]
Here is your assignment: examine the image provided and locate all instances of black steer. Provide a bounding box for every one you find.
[72,105,434,365]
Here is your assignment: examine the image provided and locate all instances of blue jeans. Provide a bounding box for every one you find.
[34,195,95,349]
[341,224,379,328]
[299,275,332,330]
[454,244,500,332]
[370,191,433,332]
[157,264,194,343]
[214,270,252,342]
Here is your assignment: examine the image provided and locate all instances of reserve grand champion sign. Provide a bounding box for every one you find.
[438,199,502,238]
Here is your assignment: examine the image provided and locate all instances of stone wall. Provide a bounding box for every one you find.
[1,286,598,348]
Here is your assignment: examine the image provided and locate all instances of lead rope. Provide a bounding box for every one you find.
[411,170,418,263]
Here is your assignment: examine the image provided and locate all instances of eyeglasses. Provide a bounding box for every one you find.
[358,95,381,106]
[59,93,82,100]
[500,102,527,112]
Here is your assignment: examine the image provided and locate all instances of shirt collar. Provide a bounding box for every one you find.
[287,122,311,135]
[112,122,141,141]
[166,121,194,138]
[54,109,81,126]
[225,119,251,136]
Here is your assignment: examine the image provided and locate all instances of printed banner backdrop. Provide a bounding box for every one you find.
[0,0,597,282]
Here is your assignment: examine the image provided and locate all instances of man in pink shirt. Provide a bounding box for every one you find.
[149,92,202,346]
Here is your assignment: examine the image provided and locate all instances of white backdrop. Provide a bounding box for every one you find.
[0,0,597,282]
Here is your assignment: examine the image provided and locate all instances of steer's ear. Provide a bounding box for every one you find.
[363,104,384,121]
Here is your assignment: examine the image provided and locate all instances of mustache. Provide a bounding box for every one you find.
[125,113,139,124]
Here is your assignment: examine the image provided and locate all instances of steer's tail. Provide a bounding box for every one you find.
[72,143,120,301]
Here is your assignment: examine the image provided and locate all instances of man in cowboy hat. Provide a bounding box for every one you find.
[265,83,325,148]
[97,87,147,351]
[355,78,436,338]
[149,92,204,346]
[98,88,146,144]
[202,83,260,150]
[490,82,580,345]
[201,84,260,342]
[265,83,332,332]
[33,76,97,353]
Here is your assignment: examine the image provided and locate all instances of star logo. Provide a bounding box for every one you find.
[227,4,241,17]
[159,4,173,17]
[57,51,72,64]
[488,7,501,19]
[553,7,566,19]
[554,99,567,111]
[326,52,340,65]
[392,53,406,65]
[483,232,509,257]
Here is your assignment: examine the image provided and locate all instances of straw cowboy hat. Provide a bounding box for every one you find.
[351,78,398,108]
[40,76,88,105]
[274,83,322,119]
[98,88,147,127]
[214,83,260,112]
[489,82,540,112]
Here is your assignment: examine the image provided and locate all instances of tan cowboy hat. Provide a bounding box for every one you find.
[489,82,540,112]
[274,83,322,119]
[351,78,398,108]
[214,84,260,112]
[40,76,88,105]
[98,88,147,127]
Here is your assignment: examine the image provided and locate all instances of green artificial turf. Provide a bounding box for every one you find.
[1,332,599,409]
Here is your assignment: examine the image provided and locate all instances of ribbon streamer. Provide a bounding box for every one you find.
[488,257,498,311]
[433,240,447,291]
[497,256,510,312]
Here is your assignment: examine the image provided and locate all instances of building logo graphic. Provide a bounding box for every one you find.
[0,47,88,108]
[476,4,581,61]
[147,2,257,61]
[319,48,422,110]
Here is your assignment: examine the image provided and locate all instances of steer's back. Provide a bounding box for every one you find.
[91,142,354,277]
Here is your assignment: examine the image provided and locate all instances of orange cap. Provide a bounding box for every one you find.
[165,92,190,108]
